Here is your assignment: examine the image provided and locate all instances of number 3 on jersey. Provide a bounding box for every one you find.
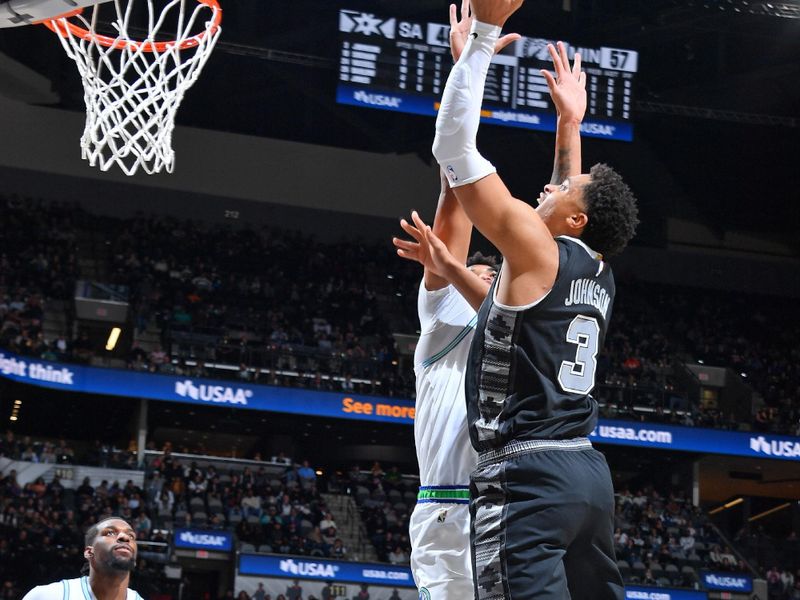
[558,315,600,394]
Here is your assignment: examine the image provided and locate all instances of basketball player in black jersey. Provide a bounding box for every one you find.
[430,1,639,599]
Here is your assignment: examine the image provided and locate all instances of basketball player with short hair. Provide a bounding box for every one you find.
[393,167,498,600]
[22,517,144,600]
[389,5,518,598]
[430,0,639,598]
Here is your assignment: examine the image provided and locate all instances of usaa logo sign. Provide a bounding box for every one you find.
[279,559,339,578]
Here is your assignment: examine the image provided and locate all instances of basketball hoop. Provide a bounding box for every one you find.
[43,0,222,175]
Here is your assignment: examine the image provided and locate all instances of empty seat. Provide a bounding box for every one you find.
[649,562,665,579]
[665,563,681,584]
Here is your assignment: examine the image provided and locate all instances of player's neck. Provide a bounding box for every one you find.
[88,570,130,600]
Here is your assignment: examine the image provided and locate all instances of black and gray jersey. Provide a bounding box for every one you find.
[466,236,615,451]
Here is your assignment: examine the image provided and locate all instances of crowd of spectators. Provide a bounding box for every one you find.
[145,445,347,560]
[1,198,798,436]
[0,431,139,471]
[5,427,800,598]
[766,565,800,600]
[735,526,800,600]
[0,432,349,597]
[105,214,415,397]
[0,464,170,598]
[346,462,412,565]
[0,197,80,364]
[614,485,748,589]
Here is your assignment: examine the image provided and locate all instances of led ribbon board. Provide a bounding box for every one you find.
[2,349,799,462]
[239,554,415,587]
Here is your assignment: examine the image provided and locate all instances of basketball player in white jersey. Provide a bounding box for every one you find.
[390,6,517,598]
[394,169,497,600]
[22,517,144,600]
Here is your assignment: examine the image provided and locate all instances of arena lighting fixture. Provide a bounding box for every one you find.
[708,497,744,515]
[749,502,792,522]
[106,327,122,351]
[9,400,21,422]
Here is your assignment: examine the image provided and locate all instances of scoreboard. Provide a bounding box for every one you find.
[336,9,638,141]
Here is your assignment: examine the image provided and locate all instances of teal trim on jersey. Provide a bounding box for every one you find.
[421,314,477,369]
[81,577,92,600]
[62,580,69,600]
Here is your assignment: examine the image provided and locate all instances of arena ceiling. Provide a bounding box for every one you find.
[0,0,798,244]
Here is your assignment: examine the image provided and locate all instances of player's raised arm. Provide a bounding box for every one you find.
[432,0,564,305]
[400,170,474,292]
[393,1,513,303]
[542,41,587,184]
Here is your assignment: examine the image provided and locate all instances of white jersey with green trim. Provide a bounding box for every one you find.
[413,280,478,487]
[22,577,144,600]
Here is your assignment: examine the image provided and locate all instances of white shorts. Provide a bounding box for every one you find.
[409,496,473,599]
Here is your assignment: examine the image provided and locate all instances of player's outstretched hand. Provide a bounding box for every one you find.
[394,212,434,271]
[449,0,521,62]
[540,41,586,124]
[393,211,458,278]
[469,0,524,28]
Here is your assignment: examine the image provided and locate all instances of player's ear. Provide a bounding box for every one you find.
[567,210,588,232]
[84,546,93,561]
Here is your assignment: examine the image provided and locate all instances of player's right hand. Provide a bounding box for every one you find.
[449,0,520,62]
[469,0,525,28]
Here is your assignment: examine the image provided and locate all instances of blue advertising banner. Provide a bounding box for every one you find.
[238,554,415,587]
[700,571,753,593]
[0,350,416,426]
[589,419,800,462]
[2,349,799,462]
[625,586,707,600]
[336,84,634,141]
[174,528,233,552]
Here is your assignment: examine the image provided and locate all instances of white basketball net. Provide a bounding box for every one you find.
[49,0,221,175]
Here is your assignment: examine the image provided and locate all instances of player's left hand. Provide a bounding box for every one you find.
[394,212,437,273]
[449,0,521,62]
[393,212,457,279]
[540,41,587,124]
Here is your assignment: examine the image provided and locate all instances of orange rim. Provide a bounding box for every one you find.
[42,0,222,52]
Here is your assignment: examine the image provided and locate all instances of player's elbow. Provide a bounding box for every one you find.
[431,131,449,166]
